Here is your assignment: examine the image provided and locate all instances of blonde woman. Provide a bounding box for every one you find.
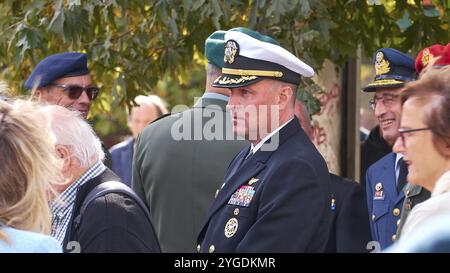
[0,99,61,252]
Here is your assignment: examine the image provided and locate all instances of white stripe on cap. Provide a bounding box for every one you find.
[225,31,315,78]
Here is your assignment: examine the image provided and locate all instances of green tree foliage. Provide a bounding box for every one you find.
[0,0,448,137]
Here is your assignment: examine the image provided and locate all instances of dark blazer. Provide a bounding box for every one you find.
[366,152,404,250]
[326,174,372,253]
[197,118,332,253]
[63,168,160,253]
[133,96,247,252]
[110,138,134,187]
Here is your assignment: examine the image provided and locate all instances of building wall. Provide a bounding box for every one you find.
[311,60,342,175]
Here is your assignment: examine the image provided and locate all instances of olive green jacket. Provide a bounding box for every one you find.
[395,183,431,239]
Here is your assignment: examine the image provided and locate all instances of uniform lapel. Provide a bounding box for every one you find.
[395,187,406,204]
[197,119,302,244]
[377,153,404,204]
[200,118,301,227]
[229,146,251,178]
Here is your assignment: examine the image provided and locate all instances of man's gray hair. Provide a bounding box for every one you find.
[42,105,104,168]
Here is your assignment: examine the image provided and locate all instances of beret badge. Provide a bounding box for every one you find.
[421,48,435,68]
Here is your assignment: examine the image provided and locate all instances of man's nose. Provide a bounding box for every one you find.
[374,99,387,118]
[227,92,238,108]
[77,90,92,104]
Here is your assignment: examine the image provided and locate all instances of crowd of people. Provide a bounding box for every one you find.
[0,26,449,253]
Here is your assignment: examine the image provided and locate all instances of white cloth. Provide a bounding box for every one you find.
[399,170,450,240]
[385,215,450,253]
[224,31,314,77]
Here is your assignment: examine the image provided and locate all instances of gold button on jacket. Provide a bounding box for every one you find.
[393,208,400,217]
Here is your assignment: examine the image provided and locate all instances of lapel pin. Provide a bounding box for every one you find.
[248,178,259,185]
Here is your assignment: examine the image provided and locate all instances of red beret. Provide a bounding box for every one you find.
[415,43,450,74]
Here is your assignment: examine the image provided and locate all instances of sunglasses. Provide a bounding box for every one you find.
[48,83,100,100]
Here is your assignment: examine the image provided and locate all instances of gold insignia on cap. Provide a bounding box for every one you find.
[421,48,435,67]
[248,178,259,185]
[224,218,239,238]
[215,75,257,85]
[222,68,283,78]
[375,182,383,192]
[375,52,390,75]
[224,40,238,64]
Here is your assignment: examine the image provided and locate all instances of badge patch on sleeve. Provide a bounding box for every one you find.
[228,185,255,207]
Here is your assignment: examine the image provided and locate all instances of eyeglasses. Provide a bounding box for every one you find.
[369,94,399,110]
[398,127,431,146]
[48,83,99,100]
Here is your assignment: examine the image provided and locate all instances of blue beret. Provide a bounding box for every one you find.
[205,31,226,68]
[24,52,89,90]
[363,48,416,92]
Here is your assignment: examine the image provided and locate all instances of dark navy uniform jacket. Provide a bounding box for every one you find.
[326,174,371,253]
[366,152,404,250]
[197,118,332,253]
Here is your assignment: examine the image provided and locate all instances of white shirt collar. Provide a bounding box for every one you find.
[250,118,293,155]
[202,92,229,102]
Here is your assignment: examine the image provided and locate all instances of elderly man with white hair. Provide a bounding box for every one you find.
[45,105,160,253]
[110,95,168,186]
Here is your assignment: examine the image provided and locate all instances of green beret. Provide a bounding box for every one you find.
[205,31,226,68]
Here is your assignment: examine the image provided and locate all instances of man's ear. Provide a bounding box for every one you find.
[55,144,72,173]
[34,88,42,98]
[431,138,450,158]
[127,115,133,130]
[441,142,450,158]
[33,88,47,101]
[278,85,294,110]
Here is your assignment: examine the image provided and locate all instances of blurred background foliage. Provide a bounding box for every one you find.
[0,0,448,144]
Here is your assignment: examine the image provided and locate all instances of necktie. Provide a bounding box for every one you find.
[397,158,408,193]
